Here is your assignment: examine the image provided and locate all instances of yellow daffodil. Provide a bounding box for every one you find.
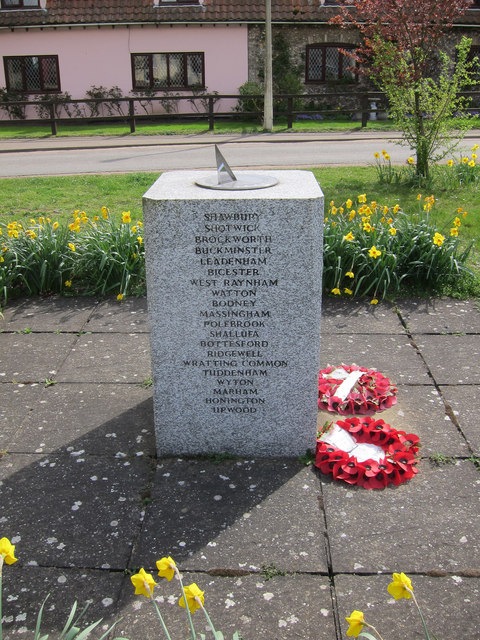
[345,271,354,278]
[331,288,341,295]
[122,211,132,224]
[462,157,469,164]
[393,204,400,214]
[0,538,17,564]
[472,153,477,160]
[450,228,458,237]
[433,232,445,247]
[68,243,76,252]
[343,232,355,242]
[358,193,367,204]
[374,152,380,159]
[137,236,143,245]
[387,572,413,600]
[447,159,454,167]
[346,199,353,209]
[156,556,177,581]
[179,583,204,613]
[472,143,479,151]
[454,216,461,227]
[370,298,379,305]
[363,222,373,232]
[383,153,390,161]
[52,221,59,230]
[329,200,335,207]
[345,610,364,637]
[131,568,157,598]
[65,280,72,287]
[389,227,397,236]
[469,160,475,168]
[344,288,353,295]
[330,206,337,215]
[381,149,387,157]
[0,537,18,565]
[338,206,344,214]
[117,293,124,301]
[382,206,389,215]
[417,193,422,200]
[0,257,4,263]
[348,210,356,221]
[137,221,143,228]
[407,157,414,165]
[369,246,382,259]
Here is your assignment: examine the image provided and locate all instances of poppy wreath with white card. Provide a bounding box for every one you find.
[318,364,398,415]
[315,418,420,489]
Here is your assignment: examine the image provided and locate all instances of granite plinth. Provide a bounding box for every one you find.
[143,170,324,457]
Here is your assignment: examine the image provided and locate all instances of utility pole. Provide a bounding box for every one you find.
[264,0,273,131]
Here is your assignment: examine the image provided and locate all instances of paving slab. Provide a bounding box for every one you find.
[0,296,98,333]
[440,384,480,453]
[116,573,336,640]
[133,459,328,573]
[55,333,151,383]
[322,297,405,334]
[317,384,470,457]
[320,459,480,574]
[413,334,480,384]
[0,382,45,450]
[0,453,151,569]
[1,566,125,640]
[86,297,150,333]
[319,333,430,384]
[0,332,78,382]
[6,383,155,456]
[335,574,480,640]
[396,297,480,334]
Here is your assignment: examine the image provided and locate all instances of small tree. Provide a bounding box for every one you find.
[331,0,476,181]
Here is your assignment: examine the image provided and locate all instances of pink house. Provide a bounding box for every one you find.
[1,0,480,117]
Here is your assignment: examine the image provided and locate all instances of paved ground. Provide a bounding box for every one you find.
[1,130,480,176]
[0,295,479,640]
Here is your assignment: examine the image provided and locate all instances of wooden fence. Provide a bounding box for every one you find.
[1,90,479,135]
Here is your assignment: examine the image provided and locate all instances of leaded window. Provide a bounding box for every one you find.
[132,52,204,90]
[4,55,60,92]
[1,0,40,8]
[306,44,356,83]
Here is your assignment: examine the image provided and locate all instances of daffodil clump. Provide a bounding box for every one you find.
[324,193,472,301]
[443,143,480,188]
[345,572,433,640]
[131,556,241,640]
[0,207,145,304]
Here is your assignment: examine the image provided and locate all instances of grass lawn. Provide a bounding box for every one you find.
[0,167,477,245]
[0,118,401,139]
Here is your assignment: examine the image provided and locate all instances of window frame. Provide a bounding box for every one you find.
[305,43,357,84]
[0,0,40,8]
[131,52,205,91]
[3,55,61,93]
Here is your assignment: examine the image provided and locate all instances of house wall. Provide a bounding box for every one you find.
[0,23,248,115]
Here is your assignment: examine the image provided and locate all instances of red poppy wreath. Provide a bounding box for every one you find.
[315,417,420,489]
[318,364,397,415]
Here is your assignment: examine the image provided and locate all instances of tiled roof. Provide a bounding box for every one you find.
[0,1,340,28]
[0,0,478,28]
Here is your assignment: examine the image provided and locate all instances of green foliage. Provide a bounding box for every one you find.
[0,210,145,304]
[371,37,477,181]
[261,563,287,581]
[85,85,125,117]
[234,82,264,120]
[323,194,474,300]
[0,87,27,120]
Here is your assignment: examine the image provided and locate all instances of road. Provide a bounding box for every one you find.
[1,131,479,176]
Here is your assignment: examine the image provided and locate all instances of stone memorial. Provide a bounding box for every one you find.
[143,151,323,457]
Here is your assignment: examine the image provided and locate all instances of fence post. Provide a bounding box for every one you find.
[360,93,369,128]
[49,101,57,136]
[129,99,136,133]
[208,96,214,131]
[287,96,293,129]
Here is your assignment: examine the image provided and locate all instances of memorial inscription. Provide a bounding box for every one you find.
[143,169,323,457]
